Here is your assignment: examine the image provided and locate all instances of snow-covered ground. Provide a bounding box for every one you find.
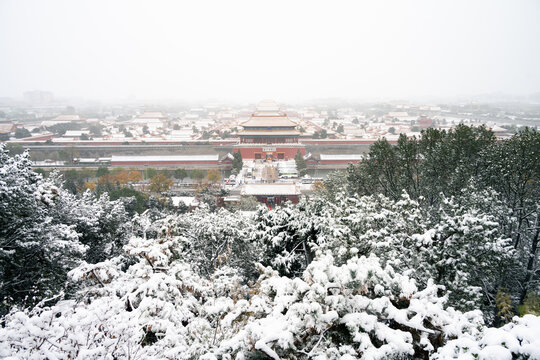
[225,159,302,190]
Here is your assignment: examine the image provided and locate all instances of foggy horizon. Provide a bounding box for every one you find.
[1,0,540,103]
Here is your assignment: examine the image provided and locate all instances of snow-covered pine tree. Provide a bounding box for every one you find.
[252,197,352,278]
[0,145,134,314]
[0,146,85,313]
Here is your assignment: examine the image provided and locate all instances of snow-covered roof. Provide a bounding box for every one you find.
[255,100,280,112]
[490,125,508,133]
[241,183,300,196]
[111,155,219,162]
[240,114,297,128]
[237,129,300,136]
[387,112,408,117]
[41,120,71,127]
[52,115,85,122]
[77,158,98,163]
[137,112,168,119]
[64,130,89,137]
[319,154,364,161]
[220,153,234,161]
[0,123,15,132]
[130,118,164,124]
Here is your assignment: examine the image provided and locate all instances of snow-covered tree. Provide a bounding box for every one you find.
[141,207,256,279]
[0,147,85,313]
[253,197,352,277]
[478,127,540,304]
[341,125,496,205]
[0,193,539,359]
[258,189,512,314]
[0,145,133,314]
[336,189,513,313]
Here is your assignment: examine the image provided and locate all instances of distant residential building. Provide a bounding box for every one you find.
[419,117,434,129]
[131,112,168,131]
[52,115,86,122]
[137,111,168,120]
[169,129,194,141]
[41,115,86,127]
[0,123,16,140]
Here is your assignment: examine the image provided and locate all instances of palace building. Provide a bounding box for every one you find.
[234,101,305,160]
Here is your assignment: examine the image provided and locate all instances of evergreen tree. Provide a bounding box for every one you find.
[14,127,31,138]
[0,147,85,313]
[0,145,134,314]
[294,150,307,176]
[173,168,188,180]
[232,151,243,173]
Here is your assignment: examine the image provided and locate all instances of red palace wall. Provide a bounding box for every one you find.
[234,146,305,160]
[301,139,398,145]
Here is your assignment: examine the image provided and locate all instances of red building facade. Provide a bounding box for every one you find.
[234,101,306,160]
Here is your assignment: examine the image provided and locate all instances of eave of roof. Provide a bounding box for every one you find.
[238,130,300,136]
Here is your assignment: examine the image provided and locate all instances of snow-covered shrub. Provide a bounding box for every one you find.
[433,314,540,360]
[253,197,353,277]
[210,253,486,359]
[141,207,256,279]
[0,227,209,359]
[426,190,514,312]
[1,231,538,359]
[327,190,513,313]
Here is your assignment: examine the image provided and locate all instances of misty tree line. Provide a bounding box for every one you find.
[0,125,539,358]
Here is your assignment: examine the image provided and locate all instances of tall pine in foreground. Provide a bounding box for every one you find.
[0,145,133,315]
[0,146,84,313]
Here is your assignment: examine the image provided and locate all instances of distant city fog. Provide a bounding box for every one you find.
[1,0,539,102]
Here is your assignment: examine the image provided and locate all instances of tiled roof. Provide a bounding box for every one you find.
[241,115,297,128]
[0,123,15,132]
[111,155,218,162]
[238,129,300,136]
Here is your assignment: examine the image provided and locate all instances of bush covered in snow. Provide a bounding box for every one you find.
[1,234,538,359]
[1,128,539,359]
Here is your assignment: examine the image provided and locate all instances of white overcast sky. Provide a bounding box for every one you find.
[1,0,539,102]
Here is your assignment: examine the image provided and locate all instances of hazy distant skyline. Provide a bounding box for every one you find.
[1,0,539,102]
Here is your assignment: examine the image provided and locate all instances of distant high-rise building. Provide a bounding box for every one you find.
[23,90,54,105]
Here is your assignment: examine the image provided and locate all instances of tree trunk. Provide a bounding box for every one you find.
[520,227,540,304]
